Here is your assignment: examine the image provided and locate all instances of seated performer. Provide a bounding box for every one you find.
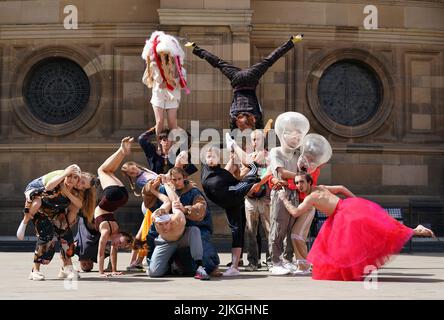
[279,172,436,281]
[147,180,211,280]
[185,34,303,130]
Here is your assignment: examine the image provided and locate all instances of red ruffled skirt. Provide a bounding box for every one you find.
[307,197,414,281]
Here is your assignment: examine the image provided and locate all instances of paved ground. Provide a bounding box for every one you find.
[1,252,443,300]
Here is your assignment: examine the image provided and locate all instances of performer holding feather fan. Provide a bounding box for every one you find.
[141,31,190,140]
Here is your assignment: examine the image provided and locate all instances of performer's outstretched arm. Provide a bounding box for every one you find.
[188,43,240,81]
[322,185,356,198]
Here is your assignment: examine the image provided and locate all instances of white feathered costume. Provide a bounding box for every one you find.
[141,31,189,109]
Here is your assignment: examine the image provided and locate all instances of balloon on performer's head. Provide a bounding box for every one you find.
[297,133,332,174]
[275,112,310,150]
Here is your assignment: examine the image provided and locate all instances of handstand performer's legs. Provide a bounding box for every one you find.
[192,46,240,81]
[98,137,133,189]
[248,39,295,81]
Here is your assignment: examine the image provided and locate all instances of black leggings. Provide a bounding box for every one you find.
[225,205,246,248]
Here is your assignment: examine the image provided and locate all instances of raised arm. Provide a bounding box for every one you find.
[174,150,198,176]
[138,128,158,165]
[163,182,179,202]
[150,187,172,213]
[60,184,83,209]
[321,185,356,198]
[45,164,80,191]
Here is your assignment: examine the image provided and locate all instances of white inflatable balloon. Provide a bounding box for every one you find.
[297,133,332,174]
[275,112,310,150]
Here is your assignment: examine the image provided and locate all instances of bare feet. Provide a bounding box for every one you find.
[120,136,134,156]
[414,225,436,238]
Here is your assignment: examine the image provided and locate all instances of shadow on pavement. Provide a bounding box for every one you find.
[378,272,436,277]
[209,274,270,281]
[377,277,444,283]
[56,277,172,283]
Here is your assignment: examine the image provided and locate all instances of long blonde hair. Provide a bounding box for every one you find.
[121,161,153,197]
[143,56,154,88]
[160,52,177,89]
[79,172,98,223]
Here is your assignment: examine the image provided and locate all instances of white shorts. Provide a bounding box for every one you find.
[151,99,179,110]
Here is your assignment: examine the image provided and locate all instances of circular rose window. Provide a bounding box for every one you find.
[24,58,90,125]
[317,60,382,127]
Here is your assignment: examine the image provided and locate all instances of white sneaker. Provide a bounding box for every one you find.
[223,267,240,277]
[293,268,312,276]
[283,262,298,274]
[269,264,291,275]
[29,270,45,281]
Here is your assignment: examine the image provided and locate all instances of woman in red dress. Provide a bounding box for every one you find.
[279,172,436,281]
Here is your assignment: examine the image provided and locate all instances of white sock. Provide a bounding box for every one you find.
[16,220,27,240]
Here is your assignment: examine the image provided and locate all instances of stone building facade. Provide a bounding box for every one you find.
[0,0,443,236]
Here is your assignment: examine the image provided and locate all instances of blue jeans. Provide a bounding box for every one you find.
[148,227,203,277]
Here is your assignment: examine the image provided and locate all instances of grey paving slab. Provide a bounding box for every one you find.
[0,252,443,300]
